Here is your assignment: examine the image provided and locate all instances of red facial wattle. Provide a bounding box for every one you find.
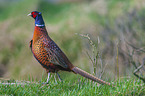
[31,12,39,19]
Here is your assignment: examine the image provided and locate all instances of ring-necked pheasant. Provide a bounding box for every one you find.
[28,11,111,86]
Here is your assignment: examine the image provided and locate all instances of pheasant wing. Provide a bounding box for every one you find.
[44,42,69,68]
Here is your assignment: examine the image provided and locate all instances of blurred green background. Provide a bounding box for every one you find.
[0,0,145,82]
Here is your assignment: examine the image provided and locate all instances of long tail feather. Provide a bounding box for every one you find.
[72,67,111,86]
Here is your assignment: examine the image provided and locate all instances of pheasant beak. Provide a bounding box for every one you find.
[27,13,32,16]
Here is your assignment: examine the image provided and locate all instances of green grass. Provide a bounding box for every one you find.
[0,78,144,96]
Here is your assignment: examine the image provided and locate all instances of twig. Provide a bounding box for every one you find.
[125,41,145,83]
[99,62,108,79]
[1,83,28,85]
[0,78,39,85]
[116,42,119,78]
[125,40,145,53]
[133,58,145,83]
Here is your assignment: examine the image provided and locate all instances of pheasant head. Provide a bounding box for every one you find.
[28,11,45,27]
